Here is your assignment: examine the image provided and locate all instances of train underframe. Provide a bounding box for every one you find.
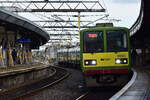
[84,73,130,87]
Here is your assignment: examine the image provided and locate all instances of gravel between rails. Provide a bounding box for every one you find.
[23,67,126,100]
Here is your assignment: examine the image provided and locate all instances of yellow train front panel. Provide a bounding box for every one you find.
[83,52,129,68]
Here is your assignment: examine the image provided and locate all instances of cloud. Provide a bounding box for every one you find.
[111,0,140,4]
[104,1,141,28]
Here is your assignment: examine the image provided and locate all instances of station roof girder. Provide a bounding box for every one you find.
[0,0,108,43]
[0,1,105,12]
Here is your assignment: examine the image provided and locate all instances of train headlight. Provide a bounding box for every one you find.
[115,59,121,64]
[115,58,128,64]
[85,61,89,65]
[123,59,128,64]
[84,60,97,65]
[91,60,96,65]
[123,59,127,63]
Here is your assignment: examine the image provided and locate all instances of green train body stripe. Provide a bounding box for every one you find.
[104,30,107,51]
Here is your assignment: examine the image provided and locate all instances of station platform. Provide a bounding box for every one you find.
[0,63,49,77]
[0,63,55,93]
[110,66,150,100]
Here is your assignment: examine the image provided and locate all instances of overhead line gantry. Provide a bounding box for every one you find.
[0,0,105,12]
[0,0,107,45]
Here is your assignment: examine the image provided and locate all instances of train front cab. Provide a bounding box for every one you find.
[80,27,131,87]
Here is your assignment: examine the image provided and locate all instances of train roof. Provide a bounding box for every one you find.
[80,26,129,33]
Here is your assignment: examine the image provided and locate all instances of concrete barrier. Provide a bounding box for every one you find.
[0,65,54,91]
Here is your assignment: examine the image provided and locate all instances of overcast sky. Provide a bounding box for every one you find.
[104,0,141,28]
[111,0,140,3]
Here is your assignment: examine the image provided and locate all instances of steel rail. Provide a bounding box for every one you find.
[76,92,89,100]
[0,66,70,100]
[12,67,70,100]
[0,67,56,96]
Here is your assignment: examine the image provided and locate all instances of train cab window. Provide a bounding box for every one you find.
[106,30,128,52]
[83,31,104,53]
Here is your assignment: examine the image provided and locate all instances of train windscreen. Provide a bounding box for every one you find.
[83,31,104,53]
[106,30,128,52]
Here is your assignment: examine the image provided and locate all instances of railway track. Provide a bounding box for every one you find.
[76,70,134,100]
[0,66,69,100]
[76,87,122,100]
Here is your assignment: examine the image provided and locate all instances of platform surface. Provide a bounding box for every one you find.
[0,63,48,77]
[117,66,150,100]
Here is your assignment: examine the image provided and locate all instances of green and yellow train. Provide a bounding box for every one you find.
[80,24,131,87]
[57,23,131,87]
[57,47,80,67]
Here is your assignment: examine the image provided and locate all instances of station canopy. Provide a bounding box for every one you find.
[0,0,120,47]
[0,10,50,50]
